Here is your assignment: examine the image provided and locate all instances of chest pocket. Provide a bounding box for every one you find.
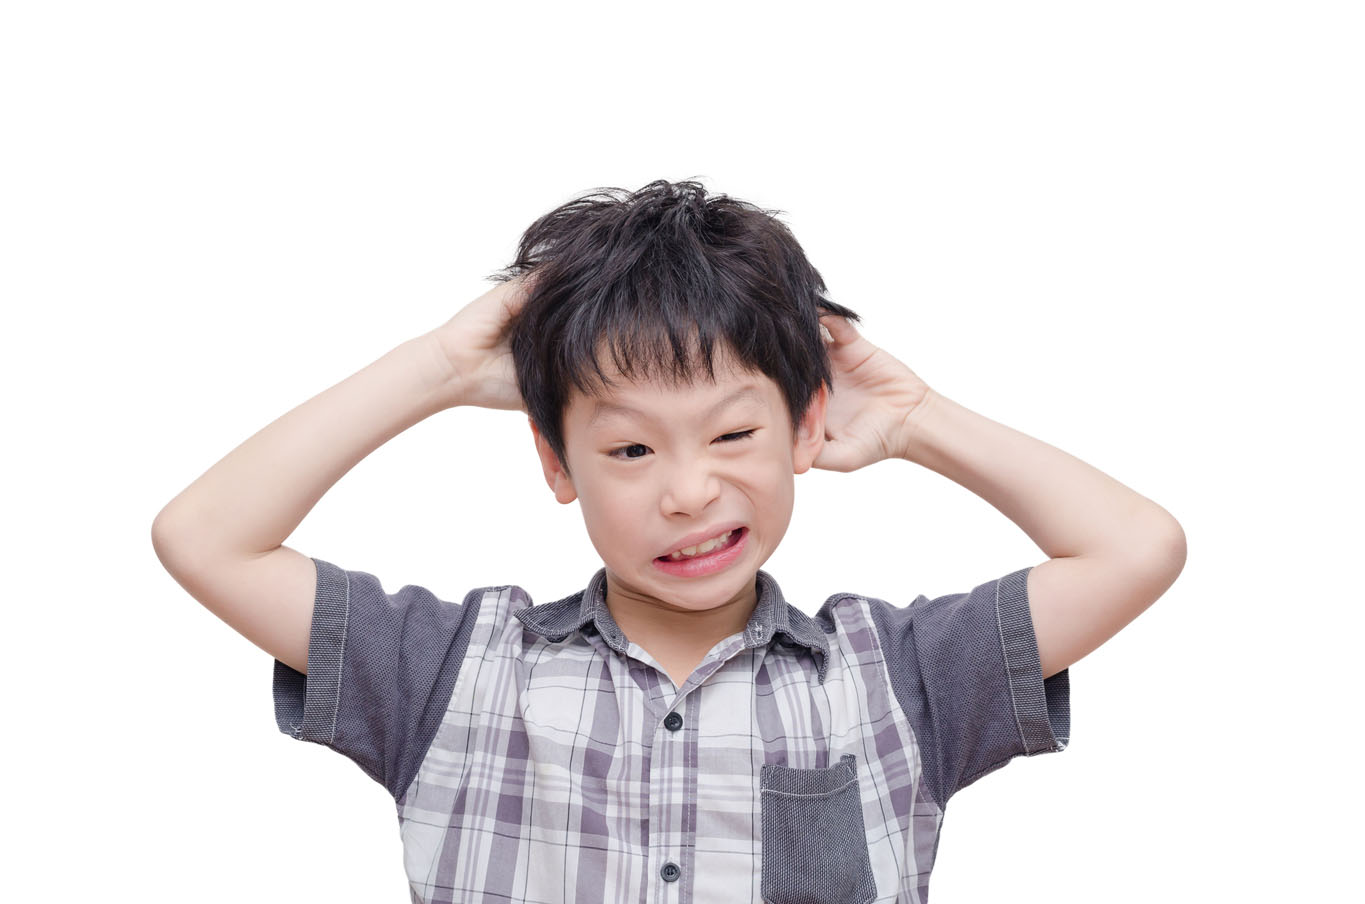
[759,753,877,904]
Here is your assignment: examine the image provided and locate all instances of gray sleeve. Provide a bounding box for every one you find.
[271,556,484,800]
[866,565,1070,809]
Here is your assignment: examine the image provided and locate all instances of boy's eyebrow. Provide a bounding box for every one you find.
[588,386,766,429]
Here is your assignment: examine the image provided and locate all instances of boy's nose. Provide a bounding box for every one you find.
[659,463,722,517]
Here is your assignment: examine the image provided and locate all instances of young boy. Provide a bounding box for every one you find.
[152,179,1186,903]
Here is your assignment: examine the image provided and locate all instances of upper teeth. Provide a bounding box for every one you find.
[667,529,737,560]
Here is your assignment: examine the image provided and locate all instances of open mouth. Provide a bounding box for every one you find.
[651,526,750,577]
[655,527,747,563]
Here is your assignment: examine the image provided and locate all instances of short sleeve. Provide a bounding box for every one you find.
[866,565,1070,809]
[272,557,484,799]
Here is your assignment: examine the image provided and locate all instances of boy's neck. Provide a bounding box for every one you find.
[602,571,760,661]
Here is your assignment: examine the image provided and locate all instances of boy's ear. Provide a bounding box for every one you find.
[529,417,578,504]
[791,383,828,475]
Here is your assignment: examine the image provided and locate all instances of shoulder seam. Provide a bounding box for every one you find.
[391,583,490,803]
[862,591,950,811]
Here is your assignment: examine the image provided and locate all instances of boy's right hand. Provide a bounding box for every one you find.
[427,273,538,412]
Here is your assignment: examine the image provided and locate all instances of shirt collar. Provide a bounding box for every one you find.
[514,567,831,684]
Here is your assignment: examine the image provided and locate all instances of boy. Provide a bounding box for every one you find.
[151,179,1186,903]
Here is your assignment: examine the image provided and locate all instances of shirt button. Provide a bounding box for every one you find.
[660,861,681,882]
[663,711,683,731]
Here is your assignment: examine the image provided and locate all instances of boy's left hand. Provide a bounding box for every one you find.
[813,313,933,472]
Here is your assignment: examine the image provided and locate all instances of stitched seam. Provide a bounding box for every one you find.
[760,777,858,799]
[327,566,351,745]
[394,584,491,805]
[994,577,1032,755]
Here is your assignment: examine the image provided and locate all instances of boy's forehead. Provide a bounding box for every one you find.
[580,339,760,400]
[573,370,772,420]
[559,334,789,432]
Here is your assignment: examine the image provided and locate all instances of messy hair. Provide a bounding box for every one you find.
[489,178,861,475]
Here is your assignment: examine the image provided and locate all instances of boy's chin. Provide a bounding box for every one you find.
[608,563,759,596]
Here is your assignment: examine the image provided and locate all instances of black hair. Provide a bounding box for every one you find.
[488,178,861,476]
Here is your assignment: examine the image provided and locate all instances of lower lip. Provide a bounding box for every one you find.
[652,528,749,577]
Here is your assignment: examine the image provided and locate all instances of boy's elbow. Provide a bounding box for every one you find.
[151,511,174,558]
[151,509,209,576]
[1159,520,1187,577]
[151,509,182,556]
[1132,512,1186,579]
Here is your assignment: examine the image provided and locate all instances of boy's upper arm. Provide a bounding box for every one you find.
[153,538,317,675]
[271,557,485,799]
[865,565,1071,810]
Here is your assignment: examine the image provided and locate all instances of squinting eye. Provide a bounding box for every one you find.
[607,430,756,461]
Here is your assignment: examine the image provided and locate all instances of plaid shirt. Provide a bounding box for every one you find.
[274,557,1070,903]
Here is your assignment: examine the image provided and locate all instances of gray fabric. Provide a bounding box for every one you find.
[272,557,485,799]
[272,558,1071,901]
[865,564,1071,808]
[760,753,877,904]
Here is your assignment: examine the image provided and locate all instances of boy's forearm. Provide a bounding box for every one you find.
[153,332,459,562]
[897,389,1184,563]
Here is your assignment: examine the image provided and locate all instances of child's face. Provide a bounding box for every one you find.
[530,347,827,619]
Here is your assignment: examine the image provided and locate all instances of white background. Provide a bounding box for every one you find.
[4,1,1360,900]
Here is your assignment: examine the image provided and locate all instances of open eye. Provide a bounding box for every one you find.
[607,443,650,461]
